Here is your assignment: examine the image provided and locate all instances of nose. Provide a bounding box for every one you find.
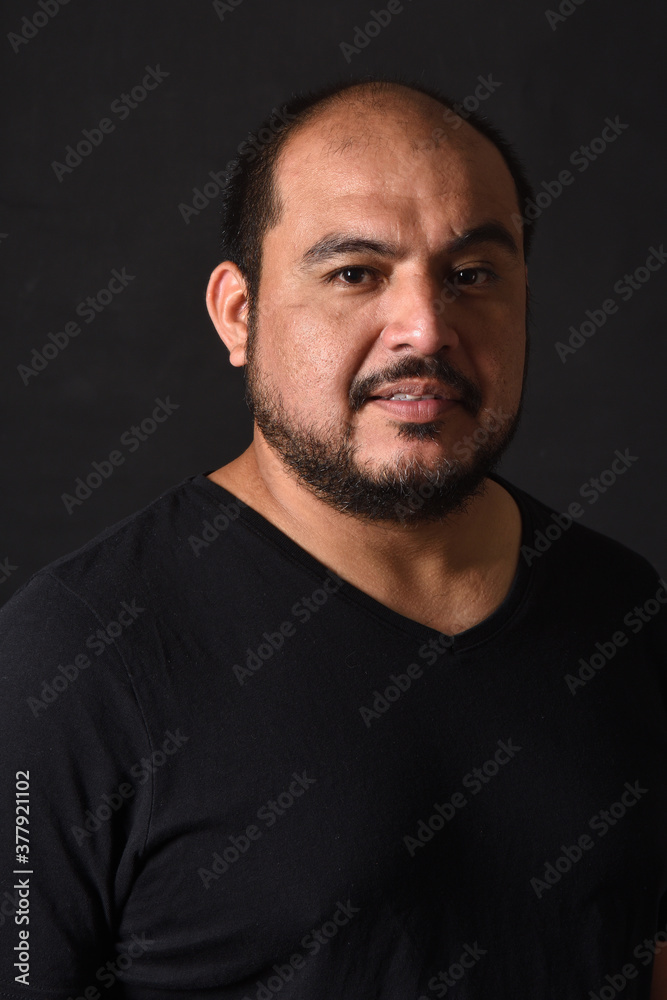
[379,272,460,354]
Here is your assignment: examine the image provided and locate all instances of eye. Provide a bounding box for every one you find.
[326,266,376,285]
[451,267,497,287]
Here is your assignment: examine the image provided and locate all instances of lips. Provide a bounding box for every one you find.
[373,392,442,400]
[367,381,456,401]
[368,397,459,421]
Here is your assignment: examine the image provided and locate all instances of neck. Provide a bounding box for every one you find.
[207,437,522,634]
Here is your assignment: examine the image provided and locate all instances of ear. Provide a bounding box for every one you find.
[206,261,249,368]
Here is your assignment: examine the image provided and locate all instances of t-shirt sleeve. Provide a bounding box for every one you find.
[0,570,153,997]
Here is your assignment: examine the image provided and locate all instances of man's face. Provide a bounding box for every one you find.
[243,94,528,524]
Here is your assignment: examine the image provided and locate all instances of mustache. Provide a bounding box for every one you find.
[350,356,482,414]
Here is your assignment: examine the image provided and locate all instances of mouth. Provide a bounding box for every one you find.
[364,381,461,421]
[369,392,444,401]
[366,381,458,402]
[366,396,459,421]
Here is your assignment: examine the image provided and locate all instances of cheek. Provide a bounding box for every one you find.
[484,344,525,398]
[466,311,526,398]
[257,305,356,401]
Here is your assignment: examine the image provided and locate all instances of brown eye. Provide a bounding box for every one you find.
[326,266,376,286]
[338,267,370,284]
[452,268,495,286]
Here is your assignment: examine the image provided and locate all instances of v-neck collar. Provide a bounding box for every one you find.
[188,469,536,654]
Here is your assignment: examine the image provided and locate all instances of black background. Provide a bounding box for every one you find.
[2,0,665,602]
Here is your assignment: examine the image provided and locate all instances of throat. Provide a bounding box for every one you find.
[386,570,514,636]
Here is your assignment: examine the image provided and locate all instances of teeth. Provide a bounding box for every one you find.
[388,393,437,400]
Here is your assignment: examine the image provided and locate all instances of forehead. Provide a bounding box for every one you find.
[270,97,520,249]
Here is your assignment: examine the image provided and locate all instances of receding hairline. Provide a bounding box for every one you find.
[289,78,462,121]
[274,80,475,161]
[267,82,517,227]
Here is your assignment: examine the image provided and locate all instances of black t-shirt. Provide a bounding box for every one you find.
[1,471,666,1000]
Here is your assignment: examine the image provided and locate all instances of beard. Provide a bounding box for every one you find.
[242,305,526,526]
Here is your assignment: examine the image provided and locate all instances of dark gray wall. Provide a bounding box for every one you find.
[2,0,666,601]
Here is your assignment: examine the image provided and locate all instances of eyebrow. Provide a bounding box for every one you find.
[297,220,520,270]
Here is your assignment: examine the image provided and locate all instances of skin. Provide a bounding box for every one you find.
[205,85,528,636]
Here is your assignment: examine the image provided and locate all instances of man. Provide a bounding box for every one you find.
[1,77,666,999]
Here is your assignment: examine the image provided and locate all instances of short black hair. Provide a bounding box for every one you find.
[217,73,536,312]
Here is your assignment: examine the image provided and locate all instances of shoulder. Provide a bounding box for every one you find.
[1,472,223,624]
[0,475,200,689]
[495,473,662,598]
